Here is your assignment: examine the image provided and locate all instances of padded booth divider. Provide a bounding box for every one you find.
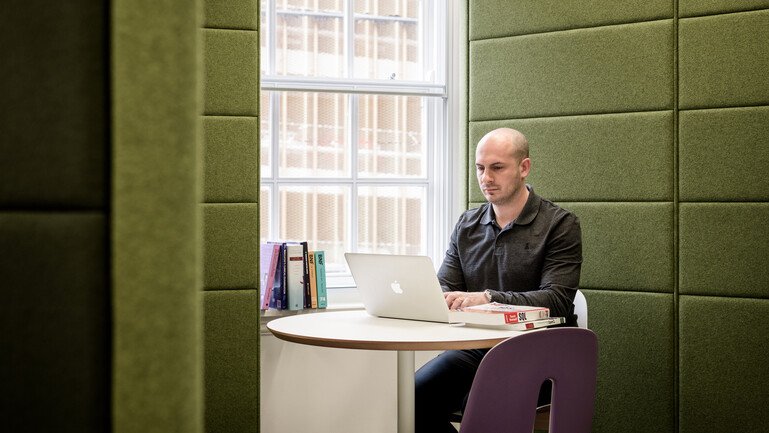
[467,2,769,432]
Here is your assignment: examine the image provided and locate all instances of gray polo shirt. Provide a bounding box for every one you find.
[437,186,582,320]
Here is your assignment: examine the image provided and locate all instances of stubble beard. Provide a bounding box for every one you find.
[483,180,524,207]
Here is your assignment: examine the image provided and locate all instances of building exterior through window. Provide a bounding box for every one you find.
[260,0,447,282]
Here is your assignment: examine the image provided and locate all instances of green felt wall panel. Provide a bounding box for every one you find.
[679,10,769,109]
[201,1,261,430]
[587,290,676,433]
[203,203,260,289]
[468,4,768,433]
[204,290,260,433]
[0,212,108,431]
[469,112,674,202]
[679,106,769,201]
[470,0,672,40]
[112,0,203,431]
[679,203,769,298]
[679,0,769,17]
[469,20,674,121]
[679,296,769,433]
[204,0,259,30]
[204,29,259,116]
[0,3,107,208]
[204,116,260,203]
[560,202,675,292]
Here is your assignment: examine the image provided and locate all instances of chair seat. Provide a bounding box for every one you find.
[451,405,551,432]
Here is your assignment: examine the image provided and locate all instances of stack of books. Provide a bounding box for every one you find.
[448,302,565,331]
[260,241,328,311]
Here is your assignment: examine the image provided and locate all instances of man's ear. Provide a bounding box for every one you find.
[520,157,531,177]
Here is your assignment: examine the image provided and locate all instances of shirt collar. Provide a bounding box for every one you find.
[479,185,541,227]
[515,185,541,226]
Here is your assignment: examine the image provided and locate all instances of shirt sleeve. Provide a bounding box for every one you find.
[490,213,582,318]
[437,216,467,293]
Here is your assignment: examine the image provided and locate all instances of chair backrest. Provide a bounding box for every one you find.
[574,289,588,329]
[459,328,598,433]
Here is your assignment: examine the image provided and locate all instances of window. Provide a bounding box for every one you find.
[260,0,455,288]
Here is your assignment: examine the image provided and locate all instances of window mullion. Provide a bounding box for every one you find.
[349,93,359,255]
[270,91,280,240]
[345,0,354,79]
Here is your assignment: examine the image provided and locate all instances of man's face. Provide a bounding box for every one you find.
[475,137,528,206]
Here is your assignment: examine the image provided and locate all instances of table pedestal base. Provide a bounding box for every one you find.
[397,350,415,433]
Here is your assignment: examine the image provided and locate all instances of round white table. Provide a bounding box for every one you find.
[267,310,525,433]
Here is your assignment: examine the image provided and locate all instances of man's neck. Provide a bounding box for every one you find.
[492,186,530,228]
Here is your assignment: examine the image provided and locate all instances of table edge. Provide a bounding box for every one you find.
[268,327,509,351]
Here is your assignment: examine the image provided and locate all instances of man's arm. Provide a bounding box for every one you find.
[437,219,467,293]
[488,214,582,318]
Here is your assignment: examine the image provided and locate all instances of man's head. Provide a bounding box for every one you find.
[475,128,531,207]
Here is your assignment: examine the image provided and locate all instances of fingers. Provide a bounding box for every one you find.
[444,292,462,310]
[444,291,485,310]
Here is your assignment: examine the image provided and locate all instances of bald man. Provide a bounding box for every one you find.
[415,128,583,433]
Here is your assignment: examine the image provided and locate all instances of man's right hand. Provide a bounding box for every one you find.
[443,291,490,310]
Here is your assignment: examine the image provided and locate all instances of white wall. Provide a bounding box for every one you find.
[260,330,441,433]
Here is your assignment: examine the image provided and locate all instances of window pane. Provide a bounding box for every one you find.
[357,185,425,255]
[260,91,272,177]
[260,186,272,240]
[280,185,350,271]
[280,92,350,178]
[260,1,268,75]
[353,17,420,80]
[358,94,425,178]
[354,0,419,19]
[280,0,343,13]
[276,13,344,77]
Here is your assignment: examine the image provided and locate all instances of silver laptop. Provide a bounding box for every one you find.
[344,253,453,323]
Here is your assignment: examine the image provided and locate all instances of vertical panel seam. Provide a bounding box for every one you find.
[465,0,471,210]
[673,1,681,432]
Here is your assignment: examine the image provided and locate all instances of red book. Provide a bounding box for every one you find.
[448,302,550,326]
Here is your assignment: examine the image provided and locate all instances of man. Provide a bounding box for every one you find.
[415,127,582,433]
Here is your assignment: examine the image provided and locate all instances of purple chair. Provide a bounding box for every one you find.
[459,328,598,433]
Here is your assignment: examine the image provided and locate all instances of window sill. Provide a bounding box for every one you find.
[259,286,363,335]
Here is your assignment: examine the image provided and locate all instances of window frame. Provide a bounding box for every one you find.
[259,0,465,292]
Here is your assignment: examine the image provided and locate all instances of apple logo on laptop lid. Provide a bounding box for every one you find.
[390,280,404,294]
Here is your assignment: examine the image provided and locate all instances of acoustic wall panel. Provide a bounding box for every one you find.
[679,296,769,433]
[201,2,260,431]
[679,9,769,109]
[204,290,260,433]
[679,0,769,17]
[204,0,259,30]
[0,3,107,208]
[0,212,108,432]
[204,29,259,116]
[112,0,203,430]
[679,203,769,298]
[469,111,674,202]
[469,20,674,121]
[587,290,676,433]
[468,3,769,433]
[204,116,260,203]
[203,204,260,289]
[561,202,675,292]
[679,106,769,201]
[470,0,672,40]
